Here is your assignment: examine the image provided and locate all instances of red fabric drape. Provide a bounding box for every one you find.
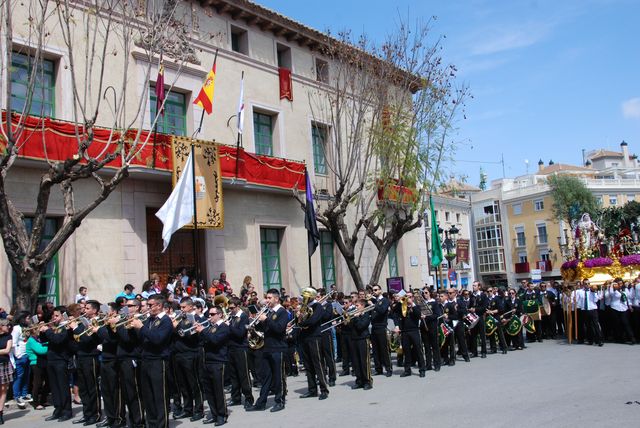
[279,67,293,101]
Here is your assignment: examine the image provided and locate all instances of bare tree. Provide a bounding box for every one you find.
[0,0,194,311]
[298,19,468,290]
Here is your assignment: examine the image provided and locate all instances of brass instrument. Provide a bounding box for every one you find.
[247,305,270,350]
[319,304,376,333]
[213,295,229,320]
[112,311,151,330]
[298,287,318,322]
[413,290,434,318]
[178,319,211,337]
[396,290,408,317]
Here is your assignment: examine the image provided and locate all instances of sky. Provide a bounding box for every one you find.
[258,0,640,186]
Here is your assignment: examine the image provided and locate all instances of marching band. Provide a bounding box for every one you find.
[2,275,639,427]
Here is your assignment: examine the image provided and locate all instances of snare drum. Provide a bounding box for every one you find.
[463,313,480,329]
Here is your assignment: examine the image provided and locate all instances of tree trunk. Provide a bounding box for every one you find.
[368,247,390,288]
[14,269,44,313]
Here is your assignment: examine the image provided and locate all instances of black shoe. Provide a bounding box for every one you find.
[228,401,242,407]
[243,401,254,410]
[471,354,478,358]
[488,350,497,354]
[96,419,114,428]
[111,422,127,428]
[351,384,363,390]
[58,415,73,422]
[73,418,88,425]
[328,380,335,387]
[481,354,487,359]
[270,403,285,413]
[246,405,266,412]
[203,416,216,424]
[318,393,328,400]
[363,384,372,390]
[83,417,100,426]
[385,371,392,377]
[598,342,604,347]
[339,371,350,377]
[214,418,227,427]
[434,366,441,372]
[373,371,383,376]
[502,350,508,354]
[173,411,192,420]
[464,356,471,362]
[190,413,204,422]
[400,372,411,377]
[45,415,61,422]
[448,361,455,366]
[300,392,318,398]
[419,371,426,378]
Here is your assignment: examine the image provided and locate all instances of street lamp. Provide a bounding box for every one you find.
[443,225,460,287]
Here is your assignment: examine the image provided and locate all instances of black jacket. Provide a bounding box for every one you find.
[139,314,173,360]
[201,322,229,364]
[228,311,250,350]
[351,311,371,340]
[261,306,288,351]
[297,301,324,340]
[370,296,390,330]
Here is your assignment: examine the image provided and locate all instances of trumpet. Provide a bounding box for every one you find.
[320,304,376,333]
[111,311,151,331]
[177,320,210,337]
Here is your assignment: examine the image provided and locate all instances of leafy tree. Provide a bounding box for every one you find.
[479,167,487,191]
[547,175,599,227]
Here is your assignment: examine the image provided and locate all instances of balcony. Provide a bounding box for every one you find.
[536,260,553,272]
[514,262,530,274]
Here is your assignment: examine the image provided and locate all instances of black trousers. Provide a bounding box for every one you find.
[31,362,49,407]
[351,338,372,387]
[173,352,204,415]
[101,359,125,424]
[202,362,227,421]
[421,325,441,369]
[140,359,169,428]
[401,329,425,372]
[168,355,181,412]
[228,348,253,404]
[118,358,144,428]
[370,328,392,373]
[300,337,329,395]
[584,309,603,344]
[454,322,469,358]
[612,309,635,342]
[255,351,286,407]
[442,326,456,364]
[489,324,508,352]
[320,331,336,382]
[340,331,352,372]
[47,359,72,418]
[76,356,101,419]
[470,318,487,355]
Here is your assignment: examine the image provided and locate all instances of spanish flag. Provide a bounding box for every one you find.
[194,52,218,115]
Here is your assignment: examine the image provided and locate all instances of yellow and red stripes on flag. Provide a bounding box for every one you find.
[194,52,218,115]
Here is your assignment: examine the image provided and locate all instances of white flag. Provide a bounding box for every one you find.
[155,151,194,252]
[237,73,245,134]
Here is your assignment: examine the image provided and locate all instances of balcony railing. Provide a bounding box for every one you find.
[536,260,553,272]
[515,262,530,274]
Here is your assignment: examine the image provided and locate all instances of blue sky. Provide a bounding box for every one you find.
[258,0,640,186]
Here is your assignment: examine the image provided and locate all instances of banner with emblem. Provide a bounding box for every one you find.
[171,136,223,229]
[456,239,470,264]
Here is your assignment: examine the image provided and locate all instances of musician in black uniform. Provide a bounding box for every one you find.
[96,302,125,427]
[421,289,442,372]
[522,282,543,343]
[504,288,524,350]
[393,292,426,377]
[469,282,489,358]
[438,291,455,366]
[486,287,508,354]
[70,299,102,425]
[196,305,229,426]
[369,285,392,377]
[445,289,470,363]
[113,299,145,428]
[226,297,254,409]
[339,294,357,376]
[40,306,73,422]
[247,289,288,412]
[297,291,330,400]
[131,294,173,428]
[317,289,337,386]
[173,298,204,421]
[350,299,373,390]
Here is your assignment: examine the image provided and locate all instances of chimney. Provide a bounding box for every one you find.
[621,140,630,167]
[538,159,544,172]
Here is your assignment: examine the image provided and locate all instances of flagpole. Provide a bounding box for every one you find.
[235,70,244,180]
[194,49,218,138]
[191,144,200,294]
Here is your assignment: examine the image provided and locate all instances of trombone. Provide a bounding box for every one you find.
[320,304,376,333]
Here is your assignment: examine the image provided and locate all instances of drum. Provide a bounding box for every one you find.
[520,314,536,334]
[523,299,539,314]
[485,315,498,336]
[438,323,452,348]
[505,316,522,336]
[463,313,479,329]
[541,296,552,316]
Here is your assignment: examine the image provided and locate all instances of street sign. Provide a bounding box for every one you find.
[531,268,542,284]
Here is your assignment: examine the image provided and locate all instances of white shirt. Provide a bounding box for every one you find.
[75,293,88,303]
[606,287,630,312]
[584,289,601,310]
[11,325,26,358]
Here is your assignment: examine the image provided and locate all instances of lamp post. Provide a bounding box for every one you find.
[443,225,459,287]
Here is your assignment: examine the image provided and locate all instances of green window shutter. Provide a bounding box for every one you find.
[150,87,187,136]
[260,228,282,292]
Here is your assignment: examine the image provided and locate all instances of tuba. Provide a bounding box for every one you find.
[298,287,318,322]
[247,305,269,350]
[213,295,229,320]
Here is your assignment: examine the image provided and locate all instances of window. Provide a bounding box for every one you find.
[628,194,636,202]
[518,251,528,263]
[475,225,503,249]
[534,199,544,211]
[596,196,603,205]
[253,111,274,155]
[12,218,60,305]
[513,203,522,215]
[445,212,450,222]
[230,25,248,55]
[474,200,501,225]
[609,196,617,206]
[315,58,329,83]
[312,124,327,174]
[320,231,335,289]
[540,252,550,261]
[150,87,187,136]
[276,43,292,69]
[260,228,282,291]
[388,242,399,277]
[478,249,505,273]
[456,213,461,223]
[515,226,526,247]
[10,52,55,117]
[536,224,548,245]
